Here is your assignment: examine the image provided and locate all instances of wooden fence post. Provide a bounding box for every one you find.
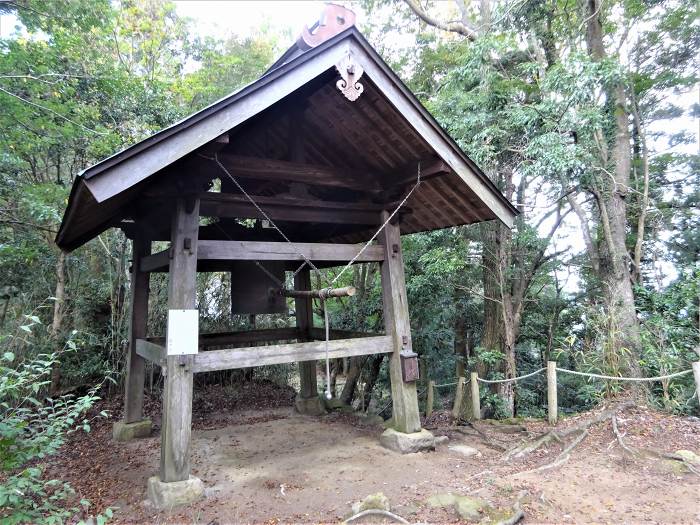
[452,376,466,419]
[692,361,700,408]
[426,380,435,417]
[547,361,558,425]
[470,371,480,420]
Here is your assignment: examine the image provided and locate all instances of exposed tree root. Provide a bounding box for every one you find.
[611,414,638,456]
[496,506,525,525]
[519,430,589,474]
[467,422,509,450]
[452,423,508,451]
[495,490,528,525]
[506,401,699,479]
[343,509,409,524]
[536,429,588,471]
[504,401,635,463]
[612,415,700,476]
[477,419,528,434]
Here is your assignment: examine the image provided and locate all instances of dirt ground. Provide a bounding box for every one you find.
[45,383,700,524]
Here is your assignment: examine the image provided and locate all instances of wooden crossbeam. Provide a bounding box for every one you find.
[135,339,165,366]
[191,335,392,373]
[308,327,384,340]
[140,249,170,273]
[196,192,384,225]
[140,240,385,273]
[391,158,451,188]
[197,240,384,263]
[215,154,382,192]
[148,327,303,348]
[199,327,300,347]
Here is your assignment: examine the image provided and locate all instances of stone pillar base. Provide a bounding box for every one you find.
[380,428,435,454]
[147,475,204,509]
[112,419,152,441]
[295,395,326,416]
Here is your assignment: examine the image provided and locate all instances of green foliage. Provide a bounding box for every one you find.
[0,318,103,523]
[636,268,700,413]
[0,467,78,525]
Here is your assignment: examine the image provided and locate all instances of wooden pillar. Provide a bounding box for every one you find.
[160,197,200,483]
[470,371,481,420]
[123,233,151,423]
[378,211,421,433]
[294,269,318,399]
[547,361,558,425]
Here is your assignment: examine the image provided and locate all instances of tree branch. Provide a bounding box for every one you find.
[566,193,600,273]
[403,0,478,39]
[0,86,107,135]
[629,85,649,284]
[590,187,620,274]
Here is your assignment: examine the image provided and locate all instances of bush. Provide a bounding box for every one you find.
[0,320,105,524]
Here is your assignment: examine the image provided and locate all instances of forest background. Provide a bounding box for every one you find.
[0,0,697,521]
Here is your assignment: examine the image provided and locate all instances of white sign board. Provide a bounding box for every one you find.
[166,309,199,356]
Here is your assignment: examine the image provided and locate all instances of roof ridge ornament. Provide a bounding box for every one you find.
[298,3,356,50]
[335,53,364,101]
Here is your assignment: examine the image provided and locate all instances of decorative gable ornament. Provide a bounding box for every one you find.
[335,54,364,101]
[299,3,356,49]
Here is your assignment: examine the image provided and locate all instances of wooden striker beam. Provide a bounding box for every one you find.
[276,286,355,299]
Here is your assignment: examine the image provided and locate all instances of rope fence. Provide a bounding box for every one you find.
[422,361,700,425]
[433,381,460,388]
[556,367,694,382]
[476,367,546,384]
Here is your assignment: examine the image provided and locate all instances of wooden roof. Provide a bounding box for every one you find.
[56,27,517,251]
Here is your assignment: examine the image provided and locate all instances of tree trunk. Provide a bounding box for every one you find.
[49,249,67,395]
[482,168,520,417]
[499,309,517,416]
[481,222,504,377]
[583,0,642,376]
[363,354,385,410]
[339,356,366,405]
[454,313,468,377]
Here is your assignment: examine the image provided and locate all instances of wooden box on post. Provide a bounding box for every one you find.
[400,352,419,382]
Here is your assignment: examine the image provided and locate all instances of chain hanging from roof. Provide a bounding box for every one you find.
[335,53,364,101]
